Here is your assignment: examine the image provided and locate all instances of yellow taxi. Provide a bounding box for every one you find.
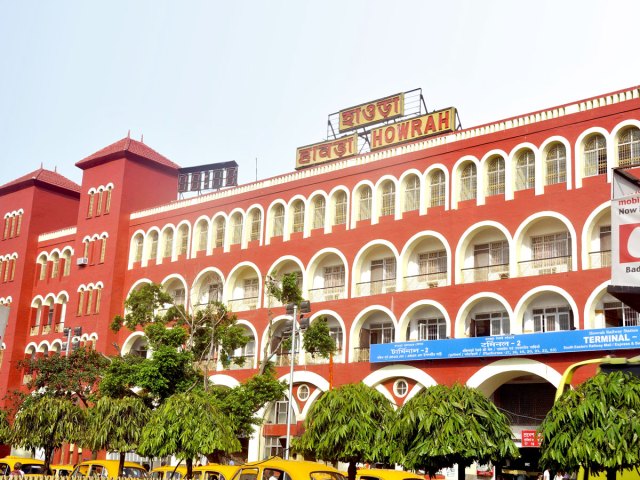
[70,459,148,478]
[193,464,240,480]
[231,458,344,480]
[0,456,46,475]
[357,469,424,480]
[51,464,75,477]
[150,465,188,480]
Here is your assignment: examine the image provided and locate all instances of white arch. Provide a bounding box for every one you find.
[513,285,581,332]
[400,229,452,287]
[309,310,347,363]
[454,220,514,283]
[466,358,563,396]
[454,292,514,338]
[583,280,612,330]
[508,142,541,195]
[373,175,400,222]
[121,331,147,356]
[208,374,241,388]
[574,126,611,187]
[363,364,438,402]
[480,148,510,200]
[611,119,640,169]
[305,247,350,299]
[224,261,262,306]
[451,155,481,208]
[424,163,451,211]
[351,239,400,296]
[235,319,259,369]
[259,314,291,361]
[581,201,611,270]
[350,180,375,228]
[398,299,452,341]
[540,135,573,191]
[349,305,397,362]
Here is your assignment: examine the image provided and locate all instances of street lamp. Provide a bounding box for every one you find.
[284,300,310,460]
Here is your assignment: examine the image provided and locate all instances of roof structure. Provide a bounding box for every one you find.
[0,168,81,197]
[76,137,180,171]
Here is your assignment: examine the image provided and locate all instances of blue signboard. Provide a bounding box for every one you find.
[369,326,640,363]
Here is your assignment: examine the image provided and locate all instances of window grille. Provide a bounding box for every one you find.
[531,231,570,261]
[292,202,305,233]
[473,311,509,336]
[603,301,639,327]
[250,211,261,241]
[370,258,396,281]
[163,233,172,258]
[584,134,607,176]
[51,256,59,278]
[94,288,102,314]
[178,227,188,255]
[85,289,93,315]
[197,223,208,251]
[313,198,325,229]
[334,192,347,225]
[96,191,103,216]
[368,322,395,344]
[418,317,446,340]
[486,156,505,196]
[474,241,509,267]
[63,253,71,276]
[359,187,372,221]
[15,215,21,236]
[214,219,225,248]
[231,216,242,244]
[172,288,185,306]
[243,278,259,298]
[272,205,284,237]
[404,176,420,212]
[532,305,572,332]
[323,265,345,287]
[459,164,477,201]
[149,233,158,260]
[418,250,447,275]
[104,188,112,214]
[134,237,143,262]
[380,182,395,216]
[429,170,446,207]
[3,218,9,239]
[618,127,640,168]
[515,150,535,191]
[77,291,85,316]
[87,193,95,218]
[545,144,567,185]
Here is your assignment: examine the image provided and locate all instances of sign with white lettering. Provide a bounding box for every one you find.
[369,326,640,363]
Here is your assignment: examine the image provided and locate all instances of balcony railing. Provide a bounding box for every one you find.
[228,296,258,312]
[305,349,343,365]
[308,285,345,302]
[353,347,370,363]
[460,263,509,283]
[589,250,611,269]
[41,325,52,335]
[54,323,64,333]
[273,352,292,367]
[518,255,571,277]
[354,278,396,297]
[30,326,39,336]
[404,271,447,290]
[226,354,255,370]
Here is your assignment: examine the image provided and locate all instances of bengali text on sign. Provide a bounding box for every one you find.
[339,93,405,132]
[296,134,358,169]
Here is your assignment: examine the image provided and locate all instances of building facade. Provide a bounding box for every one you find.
[1,86,640,467]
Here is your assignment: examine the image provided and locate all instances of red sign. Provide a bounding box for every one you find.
[521,430,541,447]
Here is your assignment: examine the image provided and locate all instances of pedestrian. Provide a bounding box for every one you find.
[543,468,551,480]
[10,462,25,476]
[555,471,564,480]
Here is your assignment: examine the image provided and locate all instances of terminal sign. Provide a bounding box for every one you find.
[339,93,405,132]
[371,107,456,150]
[296,134,358,169]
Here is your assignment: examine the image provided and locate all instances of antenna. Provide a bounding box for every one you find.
[141,134,144,143]
[127,130,131,138]
[255,157,258,182]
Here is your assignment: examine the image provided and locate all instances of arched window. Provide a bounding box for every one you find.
[515,150,535,191]
[133,234,144,263]
[584,134,607,176]
[214,218,226,248]
[162,230,173,258]
[403,176,420,212]
[618,127,640,168]
[429,170,446,207]
[62,250,72,276]
[87,192,95,218]
[148,232,159,261]
[292,201,305,233]
[312,197,325,229]
[380,181,395,216]
[50,253,60,279]
[459,164,477,201]
[177,225,189,256]
[195,220,209,253]
[545,144,567,185]
[486,156,505,196]
[249,210,261,242]
[334,192,347,225]
[104,186,113,214]
[272,205,284,237]
[231,214,243,245]
[358,186,372,221]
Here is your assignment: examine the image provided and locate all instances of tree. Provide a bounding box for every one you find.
[84,396,151,477]
[19,347,109,407]
[539,371,640,480]
[392,384,519,480]
[293,383,394,480]
[12,396,85,474]
[138,390,240,479]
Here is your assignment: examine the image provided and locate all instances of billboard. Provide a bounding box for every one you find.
[611,169,640,287]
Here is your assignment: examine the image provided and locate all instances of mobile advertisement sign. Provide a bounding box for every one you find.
[611,169,640,287]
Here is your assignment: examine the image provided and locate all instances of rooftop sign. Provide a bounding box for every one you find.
[371,107,456,150]
[338,93,404,132]
[295,135,358,170]
[177,161,238,195]
[370,326,640,363]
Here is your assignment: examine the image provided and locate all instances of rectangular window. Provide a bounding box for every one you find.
[250,214,260,241]
[418,318,446,341]
[3,218,9,239]
[163,234,172,258]
[359,191,372,221]
[77,291,85,316]
[532,306,572,332]
[273,211,284,237]
[370,258,396,281]
[15,215,22,236]
[599,225,611,252]
[473,311,509,337]
[335,198,347,225]
[215,222,225,248]
[198,226,208,251]
[87,194,94,218]
[172,288,185,306]
[100,238,107,263]
[313,201,325,229]
[243,278,259,299]
[104,189,112,214]
[39,261,47,281]
[150,236,158,259]
[418,250,447,275]
[94,288,102,314]
[273,400,289,424]
[51,258,59,279]
[134,239,143,263]
[531,232,570,261]
[603,301,639,327]
[96,191,104,216]
[263,437,284,458]
[83,241,90,260]
[9,259,16,281]
[292,205,305,232]
[179,230,188,255]
[369,322,395,344]
[86,289,94,315]
[63,255,71,276]
[9,217,16,238]
[323,265,345,288]
[231,219,242,244]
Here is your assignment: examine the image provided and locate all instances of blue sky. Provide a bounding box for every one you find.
[1,0,639,187]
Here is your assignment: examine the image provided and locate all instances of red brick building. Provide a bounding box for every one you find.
[1,86,639,466]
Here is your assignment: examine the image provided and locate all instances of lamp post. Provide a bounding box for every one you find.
[63,326,82,355]
[284,300,310,460]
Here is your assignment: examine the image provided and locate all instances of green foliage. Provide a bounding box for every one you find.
[18,347,109,406]
[111,283,174,332]
[266,272,303,306]
[138,390,240,477]
[84,396,150,477]
[98,355,146,400]
[0,410,12,445]
[211,369,287,437]
[392,383,519,478]
[293,383,394,466]
[12,396,85,473]
[303,317,336,359]
[539,371,640,476]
